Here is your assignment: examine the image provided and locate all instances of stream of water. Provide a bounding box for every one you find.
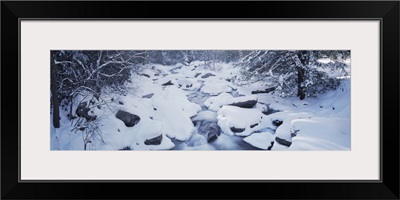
[170,87,275,150]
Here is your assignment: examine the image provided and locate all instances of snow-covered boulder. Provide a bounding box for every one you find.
[230,99,258,108]
[138,73,150,78]
[217,106,271,136]
[251,87,276,94]
[268,112,312,144]
[204,93,258,111]
[76,102,97,121]
[133,119,175,150]
[191,110,218,122]
[115,110,141,127]
[151,87,201,141]
[176,78,202,91]
[200,78,233,95]
[201,73,215,78]
[177,79,193,88]
[244,132,275,150]
[142,93,154,98]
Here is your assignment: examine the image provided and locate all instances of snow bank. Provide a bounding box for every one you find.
[288,136,349,150]
[204,93,258,111]
[290,117,350,148]
[244,132,275,150]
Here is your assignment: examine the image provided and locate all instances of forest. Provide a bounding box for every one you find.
[50,50,350,150]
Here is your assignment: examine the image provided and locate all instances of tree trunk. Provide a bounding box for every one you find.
[292,52,308,100]
[297,67,305,100]
[51,59,60,128]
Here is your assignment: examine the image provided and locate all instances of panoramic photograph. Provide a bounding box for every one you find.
[50,50,350,151]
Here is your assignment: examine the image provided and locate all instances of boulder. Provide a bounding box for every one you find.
[275,137,292,147]
[195,121,221,143]
[142,93,154,98]
[177,79,194,89]
[139,73,150,78]
[230,127,245,133]
[115,110,141,127]
[119,146,132,150]
[201,73,215,78]
[272,119,283,127]
[250,123,258,128]
[251,87,276,94]
[229,100,257,108]
[267,141,274,150]
[75,102,97,121]
[144,134,163,145]
[162,80,174,86]
[206,123,221,143]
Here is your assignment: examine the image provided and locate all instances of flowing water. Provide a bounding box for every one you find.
[170,88,267,150]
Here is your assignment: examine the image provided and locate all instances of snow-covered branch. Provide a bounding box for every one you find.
[69,86,98,97]
[54,60,73,65]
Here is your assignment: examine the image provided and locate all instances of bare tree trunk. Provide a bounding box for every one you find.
[292,52,306,100]
[51,59,60,128]
[69,95,74,119]
[297,67,305,100]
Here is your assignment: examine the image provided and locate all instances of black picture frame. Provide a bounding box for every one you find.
[1,1,399,199]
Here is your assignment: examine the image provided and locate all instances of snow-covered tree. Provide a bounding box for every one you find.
[237,50,350,99]
[50,50,146,121]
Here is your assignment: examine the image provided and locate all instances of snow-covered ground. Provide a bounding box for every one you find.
[51,61,350,151]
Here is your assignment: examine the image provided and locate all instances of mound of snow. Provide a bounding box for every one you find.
[236,81,273,96]
[244,132,275,150]
[176,78,202,91]
[200,78,233,95]
[151,87,201,141]
[72,111,176,150]
[192,110,218,122]
[268,112,313,142]
[204,93,258,111]
[132,119,175,150]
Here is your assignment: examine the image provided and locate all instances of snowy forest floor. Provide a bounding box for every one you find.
[51,61,350,150]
